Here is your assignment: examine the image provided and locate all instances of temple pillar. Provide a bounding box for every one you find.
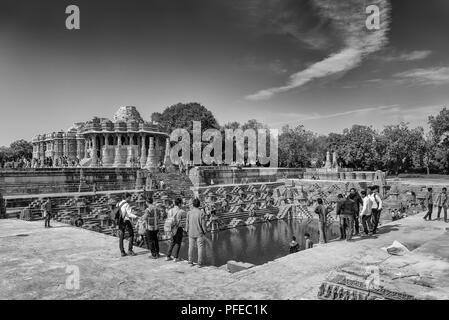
[102,133,114,167]
[76,134,85,160]
[163,137,173,169]
[51,140,56,166]
[39,141,45,164]
[145,136,157,170]
[140,135,147,168]
[90,134,98,167]
[113,134,126,167]
[126,133,137,167]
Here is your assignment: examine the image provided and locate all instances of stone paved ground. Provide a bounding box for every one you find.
[1,213,448,300]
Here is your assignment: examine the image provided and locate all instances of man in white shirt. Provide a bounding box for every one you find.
[360,190,373,235]
[368,186,383,234]
[116,193,137,257]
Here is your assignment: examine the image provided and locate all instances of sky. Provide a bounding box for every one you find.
[1,0,449,146]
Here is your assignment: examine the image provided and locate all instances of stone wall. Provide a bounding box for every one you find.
[0,168,140,196]
[189,167,306,188]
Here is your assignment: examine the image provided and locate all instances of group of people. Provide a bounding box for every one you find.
[289,233,313,253]
[314,186,383,244]
[114,193,208,267]
[0,156,32,169]
[423,187,448,222]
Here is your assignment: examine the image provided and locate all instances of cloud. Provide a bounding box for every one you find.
[270,104,399,125]
[394,67,449,85]
[267,104,447,132]
[245,0,392,101]
[381,50,432,62]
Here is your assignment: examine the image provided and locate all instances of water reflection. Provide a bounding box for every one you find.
[159,220,340,267]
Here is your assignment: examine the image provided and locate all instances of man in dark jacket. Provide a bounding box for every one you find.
[349,188,363,236]
[340,194,358,241]
[335,194,346,240]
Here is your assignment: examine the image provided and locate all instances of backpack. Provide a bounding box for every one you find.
[164,207,179,234]
[113,201,127,227]
[136,218,147,235]
[145,206,158,231]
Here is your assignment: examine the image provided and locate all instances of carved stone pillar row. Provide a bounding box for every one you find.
[140,135,147,168]
[145,136,157,170]
[90,134,98,167]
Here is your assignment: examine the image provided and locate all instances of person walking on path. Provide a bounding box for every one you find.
[42,198,52,228]
[116,193,137,257]
[423,187,434,221]
[165,198,186,262]
[142,197,160,259]
[360,190,373,235]
[185,198,208,267]
[435,187,448,222]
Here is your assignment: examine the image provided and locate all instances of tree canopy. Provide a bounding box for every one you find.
[151,102,219,132]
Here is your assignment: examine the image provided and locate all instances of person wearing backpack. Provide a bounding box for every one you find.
[115,193,137,257]
[141,197,160,259]
[165,198,186,262]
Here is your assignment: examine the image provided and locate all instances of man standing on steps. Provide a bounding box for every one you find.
[116,193,137,257]
[165,197,186,262]
[185,198,208,267]
[435,187,448,222]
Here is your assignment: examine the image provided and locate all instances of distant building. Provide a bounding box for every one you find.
[31,106,170,169]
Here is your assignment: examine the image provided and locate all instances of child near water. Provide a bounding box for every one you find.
[304,233,313,249]
[289,236,300,253]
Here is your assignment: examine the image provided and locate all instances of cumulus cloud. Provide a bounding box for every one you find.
[394,67,449,85]
[245,0,392,101]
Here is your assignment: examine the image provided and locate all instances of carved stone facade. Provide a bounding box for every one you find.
[31,106,170,169]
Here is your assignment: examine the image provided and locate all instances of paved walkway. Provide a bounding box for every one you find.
[0,213,448,299]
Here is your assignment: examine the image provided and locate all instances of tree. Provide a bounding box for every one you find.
[9,139,33,159]
[278,125,317,168]
[381,122,424,175]
[428,107,449,173]
[150,102,219,132]
[330,125,381,170]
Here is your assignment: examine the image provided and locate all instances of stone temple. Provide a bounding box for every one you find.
[31,106,170,169]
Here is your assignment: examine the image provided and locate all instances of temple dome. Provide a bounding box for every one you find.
[113,106,144,123]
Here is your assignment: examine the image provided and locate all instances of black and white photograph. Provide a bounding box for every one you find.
[1,0,449,308]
